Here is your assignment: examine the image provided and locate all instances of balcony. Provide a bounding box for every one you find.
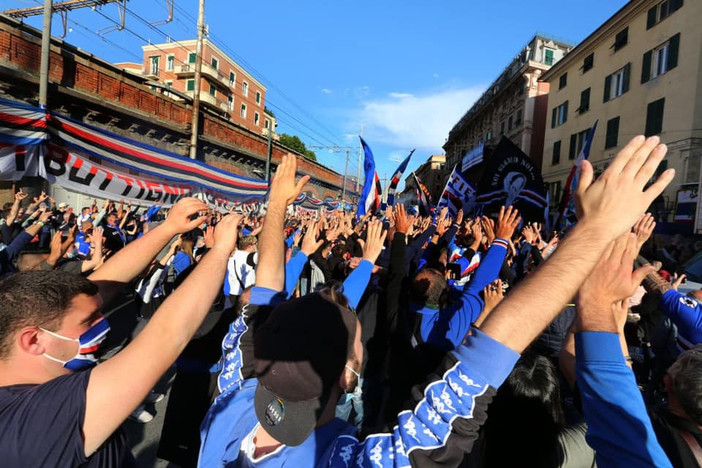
[184,90,228,113]
[176,63,229,88]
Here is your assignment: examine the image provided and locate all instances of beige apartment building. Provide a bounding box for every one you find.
[540,0,700,226]
[444,35,573,183]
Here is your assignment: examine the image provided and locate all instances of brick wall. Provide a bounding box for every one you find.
[0,18,346,196]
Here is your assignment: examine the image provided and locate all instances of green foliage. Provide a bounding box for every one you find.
[279,133,317,161]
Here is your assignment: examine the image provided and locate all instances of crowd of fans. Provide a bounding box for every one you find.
[0,135,701,467]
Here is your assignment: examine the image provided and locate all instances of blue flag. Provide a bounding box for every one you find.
[357,137,380,217]
[383,150,414,209]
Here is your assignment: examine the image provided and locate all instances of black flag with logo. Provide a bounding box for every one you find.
[477,136,547,221]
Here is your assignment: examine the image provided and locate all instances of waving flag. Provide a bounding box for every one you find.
[383,149,415,209]
[437,165,478,216]
[413,173,433,216]
[557,120,598,229]
[357,137,381,217]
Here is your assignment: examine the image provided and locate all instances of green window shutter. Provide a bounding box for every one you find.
[646,6,657,29]
[622,62,631,94]
[580,88,590,111]
[603,75,612,102]
[563,101,568,123]
[552,141,561,165]
[672,0,683,13]
[188,53,196,63]
[551,107,557,128]
[605,117,620,149]
[186,80,194,91]
[569,134,577,159]
[668,33,680,71]
[641,50,652,83]
[645,98,665,136]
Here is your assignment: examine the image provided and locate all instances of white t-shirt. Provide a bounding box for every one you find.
[225,250,258,297]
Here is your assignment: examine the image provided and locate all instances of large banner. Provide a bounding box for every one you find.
[0,97,269,208]
[477,136,546,221]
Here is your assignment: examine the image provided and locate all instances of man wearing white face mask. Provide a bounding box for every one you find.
[0,197,244,467]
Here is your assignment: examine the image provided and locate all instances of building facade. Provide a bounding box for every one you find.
[540,0,698,225]
[137,39,276,136]
[398,155,447,206]
[444,35,573,183]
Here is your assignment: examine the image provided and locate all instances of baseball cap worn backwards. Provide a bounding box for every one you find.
[253,291,357,446]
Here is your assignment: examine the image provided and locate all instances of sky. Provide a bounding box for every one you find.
[14,0,629,192]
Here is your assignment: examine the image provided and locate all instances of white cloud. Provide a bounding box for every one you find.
[321,88,332,94]
[355,86,485,151]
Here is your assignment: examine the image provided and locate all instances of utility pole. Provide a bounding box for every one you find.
[189,0,205,160]
[342,150,349,203]
[308,145,356,203]
[38,0,53,108]
[356,125,363,195]
[265,124,274,181]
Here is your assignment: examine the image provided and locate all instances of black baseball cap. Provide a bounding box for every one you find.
[253,291,357,446]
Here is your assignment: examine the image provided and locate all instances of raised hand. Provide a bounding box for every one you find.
[162,198,209,235]
[269,154,310,207]
[455,209,464,227]
[495,205,521,240]
[575,135,674,239]
[393,204,412,234]
[38,209,52,223]
[481,216,495,244]
[212,213,243,255]
[632,212,655,250]
[522,226,535,244]
[14,189,27,202]
[301,221,324,256]
[204,225,215,249]
[361,219,387,264]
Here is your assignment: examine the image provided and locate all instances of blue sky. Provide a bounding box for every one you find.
[18,0,628,191]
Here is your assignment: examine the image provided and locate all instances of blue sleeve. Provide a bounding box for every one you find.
[5,231,32,261]
[172,252,191,276]
[144,204,161,221]
[575,332,672,468]
[464,239,508,295]
[440,223,459,246]
[659,289,702,345]
[342,259,373,310]
[249,286,287,307]
[327,329,520,467]
[284,252,308,299]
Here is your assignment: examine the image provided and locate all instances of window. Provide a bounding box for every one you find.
[515,108,523,126]
[211,57,218,70]
[552,140,561,166]
[240,103,247,118]
[229,71,236,87]
[544,49,554,66]
[603,63,630,102]
[165,80,173,88]
[242,81,249,97]
[149,56,160,76]
[508,115,513,131]
[559,73,567,89]
[188,52,196,64]
[569,129,590,159]
[605,117,620,149]
[645,98,665,136]
[265,119,270,129]
[647,0,683,29]
[166,55,174,71]
[686,153,700,183]
[582,53,594,73]
[500,121,505,134]
[209,83,216,96]
[254,112,260,126]
[579,88,591,113]
[551,101,568,128]
[186,79,195,91]
[227,94,233,111]
[642,34,680,83]
[256,91,262,105]
[613,28,628,51]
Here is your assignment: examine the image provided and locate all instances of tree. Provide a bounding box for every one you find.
[279,133,317,162]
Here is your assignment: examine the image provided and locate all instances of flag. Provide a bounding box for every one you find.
[413,173,432,216]
[477,136,547,221]
[357,136,381,217]
[557,120,598,229]
[437,165,478,216]
[383,149,415,209]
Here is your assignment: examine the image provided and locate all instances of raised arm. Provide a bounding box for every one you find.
[87,197,208,303]
[83,211,242,456]
[255,154,309,292]
[480,135,674,353]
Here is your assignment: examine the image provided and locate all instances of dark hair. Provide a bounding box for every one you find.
[411,269,447,307]
[481,351,565,467]
[0,271,99,358]
[668,345,702,426]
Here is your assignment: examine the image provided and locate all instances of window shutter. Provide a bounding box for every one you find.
[668,33,680,71]
[603,75,612,102]
[551,107,557,128]
[622,63,631,94]
[605,117,620,149]
[672,0,683,13]
[569,134,577,159]
[646,6,657,29]
[563,101,568,123]
[552,141,561,165]
[641,51,652,84]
